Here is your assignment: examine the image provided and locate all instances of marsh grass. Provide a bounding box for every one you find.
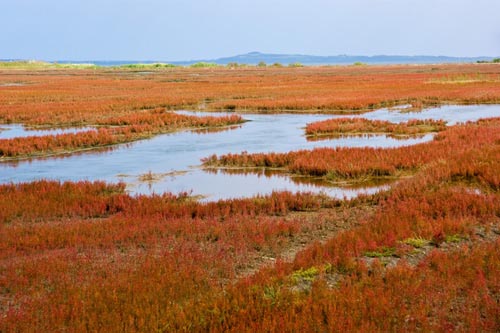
[427,73,500,84]
[402,237,431,248]
[364,246,397,258]
[444,234,465,243]
[291,266,320,283]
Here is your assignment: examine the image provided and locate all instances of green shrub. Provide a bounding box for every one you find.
[292,266,320,282]
[402,237,430,248]
[364,247,396,258]
[190,62,218,68]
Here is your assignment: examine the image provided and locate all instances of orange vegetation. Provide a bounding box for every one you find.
[204,118,500,182]
[1,66,499,331]
[1,64,500,159]
[0,116,499,331]
[0,110,242,158]
[305,117,447,138]
[216,141,499,332]
[1,65,500,127]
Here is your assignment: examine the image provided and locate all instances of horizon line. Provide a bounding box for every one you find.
[1,52,499,64]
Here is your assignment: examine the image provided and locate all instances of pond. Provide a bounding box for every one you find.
[1,104,498,201]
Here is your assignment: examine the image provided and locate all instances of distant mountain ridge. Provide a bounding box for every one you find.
[173,51,495,65]
[2,52,497,66]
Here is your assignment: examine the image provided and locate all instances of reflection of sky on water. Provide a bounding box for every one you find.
[1,104,498,200]
[0,124,94,139]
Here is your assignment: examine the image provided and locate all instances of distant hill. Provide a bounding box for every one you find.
[173,52,495,66]
[2,52,497,66]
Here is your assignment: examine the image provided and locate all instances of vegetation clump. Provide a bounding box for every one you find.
[402,237,430,248]
[477,57,500,63]
[227,62,248,68]
[291,266,320,282]
[305,117,447,138]
[190,62,219,68]
[116,63,176,69]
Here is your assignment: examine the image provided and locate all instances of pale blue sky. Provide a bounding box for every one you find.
[2,0,499,61]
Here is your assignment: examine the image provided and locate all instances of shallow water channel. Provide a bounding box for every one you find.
[0,125,95,139]
[1,104,498,201]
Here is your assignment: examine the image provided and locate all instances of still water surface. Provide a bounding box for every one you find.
[1,104,498,200]
[0,125,95,139]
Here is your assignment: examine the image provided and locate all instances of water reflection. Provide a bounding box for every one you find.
[0,104,498,200]
[2,146,118,167]
[305,104,500,141]
[189,125,242,135]
[0,124,95,139]
[357,104,499,125]
[126,168,383,202]
[305,133,428,142]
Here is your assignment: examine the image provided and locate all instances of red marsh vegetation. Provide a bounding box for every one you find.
[1,64,500,159]
[0,65,499,331]
[204,118,500,183]
[0,116,498,331]
[0,109,242,159]
[2,64,500,125]
[305,117,448,138]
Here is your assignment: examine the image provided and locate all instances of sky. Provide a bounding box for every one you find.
[1,0,500,61]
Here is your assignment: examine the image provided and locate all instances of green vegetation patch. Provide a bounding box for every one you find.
[364,246,397,258]
[291,266,320,283]
[190,62,219,68]
[445,234,465,243]
[402,237,431,248]
[0,61,101,70]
